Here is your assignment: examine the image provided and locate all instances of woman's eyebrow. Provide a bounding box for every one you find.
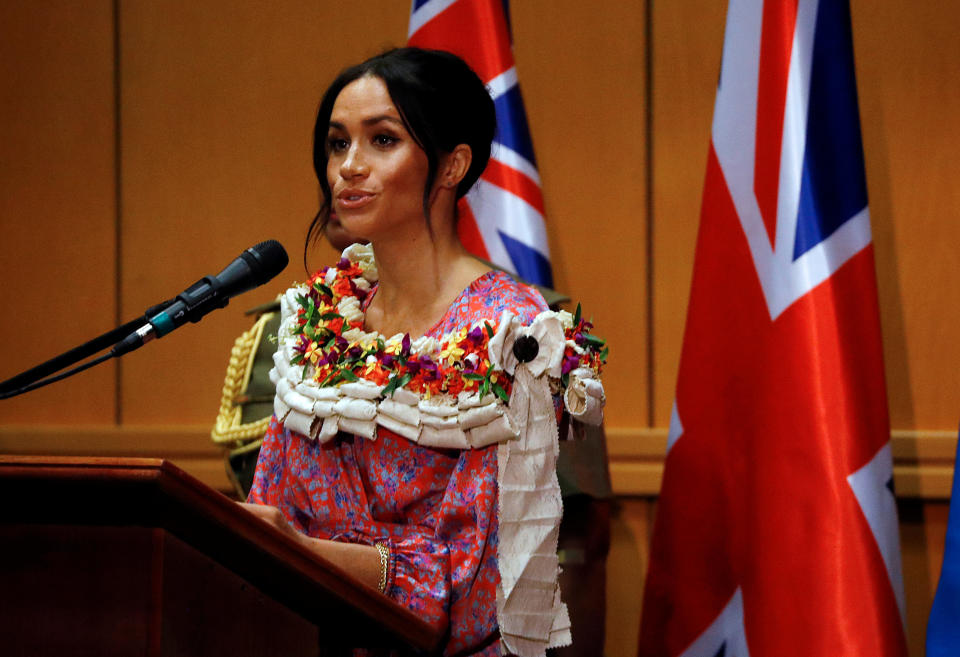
[364,115,403,127]
[328,116,404,131]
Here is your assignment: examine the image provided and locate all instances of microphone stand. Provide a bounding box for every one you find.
[0,301,174,400]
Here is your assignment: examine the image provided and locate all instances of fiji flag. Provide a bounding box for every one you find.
[926,427,960,657]
[407,0,553,287]
[639,1,908,655]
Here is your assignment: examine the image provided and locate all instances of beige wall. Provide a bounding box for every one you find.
[1,2,958,656]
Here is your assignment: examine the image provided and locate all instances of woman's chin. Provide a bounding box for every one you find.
[325,218,366,251]
[335,213,377,240]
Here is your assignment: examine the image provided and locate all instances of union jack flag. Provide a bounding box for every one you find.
[408,0,553,287]
[639,1,908,655]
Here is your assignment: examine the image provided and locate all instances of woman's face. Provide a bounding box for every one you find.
[326,75,430,242]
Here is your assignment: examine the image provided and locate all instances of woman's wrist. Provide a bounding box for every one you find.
[374,542,391,594]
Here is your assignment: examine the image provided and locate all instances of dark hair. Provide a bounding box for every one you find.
[304,47,496,267]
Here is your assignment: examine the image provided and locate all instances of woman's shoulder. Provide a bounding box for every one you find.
[474,270,549,322]
[433,270,548,336]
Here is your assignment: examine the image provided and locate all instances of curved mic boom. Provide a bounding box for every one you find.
[114,240,288,356]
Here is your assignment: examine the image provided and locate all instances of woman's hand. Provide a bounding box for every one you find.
[236,502,385,592]
[236,502,305,545]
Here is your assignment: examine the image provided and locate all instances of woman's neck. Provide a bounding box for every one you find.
[364,219,490,339]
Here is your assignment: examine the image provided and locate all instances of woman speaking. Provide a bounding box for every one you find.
[241,48,606,657]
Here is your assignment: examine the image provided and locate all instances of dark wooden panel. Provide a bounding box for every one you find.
[0,525,155,656]
[0,455,442,654]
[159,530,319,657]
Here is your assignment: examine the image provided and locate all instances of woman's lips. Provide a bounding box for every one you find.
[337,190,375,210]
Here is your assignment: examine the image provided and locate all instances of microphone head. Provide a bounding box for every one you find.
[243,240,289,286]
[216,240,289,298]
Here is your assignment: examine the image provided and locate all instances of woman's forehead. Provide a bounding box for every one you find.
[330,76,401,126]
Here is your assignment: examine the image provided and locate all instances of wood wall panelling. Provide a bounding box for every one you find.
[607,428,958,499]
[0,425,228,492]
[605,498,655,657]
[850,0,960,430]
[512,0,650,428]
[649,0,726,426]
[2,5,955,459]
[899,499,949,657]
[0,1,118,424]
[117,1,407,424]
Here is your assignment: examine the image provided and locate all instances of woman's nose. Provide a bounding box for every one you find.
[340,144,369,179]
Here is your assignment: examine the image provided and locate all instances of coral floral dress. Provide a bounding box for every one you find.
[249,270,547,656]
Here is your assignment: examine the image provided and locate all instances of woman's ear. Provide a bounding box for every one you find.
[440,144,473,188]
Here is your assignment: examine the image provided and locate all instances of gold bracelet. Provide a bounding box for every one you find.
[375,542,390,594]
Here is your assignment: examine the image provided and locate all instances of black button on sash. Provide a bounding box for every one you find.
[512,335,539,363]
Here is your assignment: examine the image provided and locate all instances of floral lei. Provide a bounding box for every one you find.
[284,244,607,401]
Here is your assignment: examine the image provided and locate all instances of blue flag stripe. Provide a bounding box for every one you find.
[493,85,539,168]
[793,0,868,260]
[499,231,553,288]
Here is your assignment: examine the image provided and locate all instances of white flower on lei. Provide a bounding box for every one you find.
[488,309,565,378]
[342,242,378,282]
[555,309,575,330]
[342,327,380,349]
[410,335,440,357]
[337,295,364,325]
[353,277,371,293]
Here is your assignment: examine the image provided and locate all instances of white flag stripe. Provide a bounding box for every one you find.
[666,401,684,456]
[487,66,518,100]
[772,0,819,260]
[464,195,511,268]
[679,588,751,657]
[781,206,872,307]
[408,0,458,38]
[491,141,542,185]
[465,180,551,276]
[471,179,550,256]
[847,442,907,628]
[711,0,763,243]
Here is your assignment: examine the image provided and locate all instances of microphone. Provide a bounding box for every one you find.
[113,240,288,356]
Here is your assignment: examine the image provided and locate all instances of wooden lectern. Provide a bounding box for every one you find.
[0,455,445,656]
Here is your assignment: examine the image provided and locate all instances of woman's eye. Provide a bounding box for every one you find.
[327,137,348,153]
[374,134,398,147]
